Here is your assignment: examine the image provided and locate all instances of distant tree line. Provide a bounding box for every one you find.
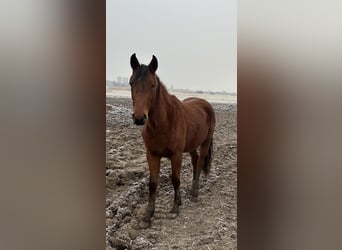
[106,77,236,96]
[106,76,129,87]
[172,88,236,96]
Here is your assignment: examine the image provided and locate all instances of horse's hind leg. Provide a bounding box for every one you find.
[190,150,199,196]
[192,139,211,197]
[139,150,161,229]
[190,150,199,177]
[170,152,182,214]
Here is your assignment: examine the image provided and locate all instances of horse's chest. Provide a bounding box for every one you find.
[142,130,176,157]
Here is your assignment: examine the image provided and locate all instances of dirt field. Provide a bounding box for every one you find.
[106,97,237,250]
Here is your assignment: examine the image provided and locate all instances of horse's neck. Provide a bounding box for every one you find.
[147,82,175,131]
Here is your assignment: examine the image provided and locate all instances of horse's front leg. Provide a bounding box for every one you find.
[170,152,182,214]
[139,150,161,229]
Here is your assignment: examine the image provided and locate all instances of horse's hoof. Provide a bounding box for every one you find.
[138,219,151,229]
[170,206,179,214]
[191,188,199,197]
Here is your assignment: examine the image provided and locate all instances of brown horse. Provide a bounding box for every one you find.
[129,54,216,228]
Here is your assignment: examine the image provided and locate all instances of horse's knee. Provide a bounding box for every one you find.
[190,151,198,164]
[171,175,180,189]
[149,180,158,194]
[191,157,196,165]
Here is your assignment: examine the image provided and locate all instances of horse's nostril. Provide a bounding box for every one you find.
[133,114,146,126]
[142,115,147,123]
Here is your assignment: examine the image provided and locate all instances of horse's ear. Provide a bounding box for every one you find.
[148,55,158,74]
[130,53,140,71]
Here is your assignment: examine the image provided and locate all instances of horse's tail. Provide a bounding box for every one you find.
[203,138,213,176]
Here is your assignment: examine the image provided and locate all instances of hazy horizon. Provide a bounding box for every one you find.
[106,0,236,93]
[106,79,237,94]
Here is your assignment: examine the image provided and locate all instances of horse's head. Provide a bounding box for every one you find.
[129,53,159,126]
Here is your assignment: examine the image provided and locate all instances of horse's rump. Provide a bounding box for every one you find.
[181,97,216,152]
[183,97,216,126]
[183,96,214,111]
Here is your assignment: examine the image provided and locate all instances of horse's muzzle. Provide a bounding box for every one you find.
[133,114,146,126]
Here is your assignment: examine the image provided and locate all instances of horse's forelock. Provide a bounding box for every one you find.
[132,65,149,82]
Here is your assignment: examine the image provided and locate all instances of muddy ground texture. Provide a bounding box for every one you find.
[106,97,237,250]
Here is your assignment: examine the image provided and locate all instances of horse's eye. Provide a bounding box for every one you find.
[151,84,155,88]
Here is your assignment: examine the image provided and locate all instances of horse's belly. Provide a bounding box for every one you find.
[183,134,206,152]
[183,122,209,151]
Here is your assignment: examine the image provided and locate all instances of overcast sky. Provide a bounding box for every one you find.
[106,0,236,93]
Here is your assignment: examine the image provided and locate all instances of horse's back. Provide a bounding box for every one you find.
[182,97,210,109]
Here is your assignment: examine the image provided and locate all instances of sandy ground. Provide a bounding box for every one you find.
[106,97,237,250]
